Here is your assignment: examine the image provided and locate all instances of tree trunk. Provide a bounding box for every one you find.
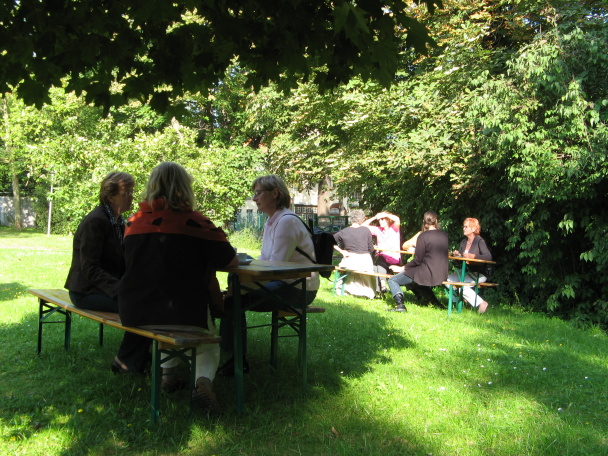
[11,161,22,230]
[3,97,22,230]
[316,175,332,216]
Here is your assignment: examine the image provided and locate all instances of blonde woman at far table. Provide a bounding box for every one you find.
[402,231,421,252]
[446,217,492,313]
[333,210,376,299]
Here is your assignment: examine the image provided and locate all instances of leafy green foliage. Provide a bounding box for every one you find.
[239,1,608,325]
[0,0,442,113]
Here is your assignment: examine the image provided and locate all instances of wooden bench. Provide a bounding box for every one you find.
[30,288,220,424]
[243,305,326,370]
[332,267,391,296]
[441,281,499,315]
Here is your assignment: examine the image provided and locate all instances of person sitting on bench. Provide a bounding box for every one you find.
[65,171,135,313]
[333,210,376,299]
[218,174,319,376]
[386,211,448,312]
[361,210,401,294]
[446,217,493,313]
[118,162,238,413]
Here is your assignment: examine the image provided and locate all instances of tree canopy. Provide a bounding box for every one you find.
[1,0,442,113]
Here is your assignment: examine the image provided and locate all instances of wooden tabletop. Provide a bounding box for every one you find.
[448,255,496,264]
[219,259,335,280]
[375,247,496,264]
[374,247,415,254]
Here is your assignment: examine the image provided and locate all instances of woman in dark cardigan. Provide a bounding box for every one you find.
[65,172,134,312]
[445,217,492,313]
[386,211,449,312]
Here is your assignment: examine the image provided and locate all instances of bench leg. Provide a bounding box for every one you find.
[37,299,44,354]
[270,311,279,369]
[447,285,454,317]
[64,311,72,351]
[150,341,161,424]
[37,298,72,354]
[299,295,307,390]
[457,288,464,314]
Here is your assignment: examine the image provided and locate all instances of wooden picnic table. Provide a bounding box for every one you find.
[445,255,497,314]
[218,259,334,412]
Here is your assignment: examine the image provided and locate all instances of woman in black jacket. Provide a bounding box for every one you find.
[445,217,492,313]
[386,211,449,312]
[65,172,134,312]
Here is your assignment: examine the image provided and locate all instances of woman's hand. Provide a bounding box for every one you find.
[452,250,462,257]
[463,252,476,259]
[389,265,404,273]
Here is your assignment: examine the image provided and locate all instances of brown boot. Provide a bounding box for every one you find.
[192,376,220,414]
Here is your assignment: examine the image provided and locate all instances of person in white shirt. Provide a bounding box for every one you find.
[218,174,319,375]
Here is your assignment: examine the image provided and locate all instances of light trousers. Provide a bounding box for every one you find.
[445,272,487,307]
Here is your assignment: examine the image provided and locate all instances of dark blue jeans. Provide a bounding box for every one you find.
[69,291,118,313]
[387,272,439,305]
[219,280,317,355]
[387,272,414,298]
[69,291,150,372]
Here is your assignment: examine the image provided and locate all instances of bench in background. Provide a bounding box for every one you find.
[442,281,499,315]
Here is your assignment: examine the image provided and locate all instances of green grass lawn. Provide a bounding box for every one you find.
[1,226,607,455]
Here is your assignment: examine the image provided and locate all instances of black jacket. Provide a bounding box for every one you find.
[459,235,492,274]
[64,205,125,298]
[404,229,449,286]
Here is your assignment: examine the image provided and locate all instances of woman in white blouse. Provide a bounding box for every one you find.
[218,174,319,375]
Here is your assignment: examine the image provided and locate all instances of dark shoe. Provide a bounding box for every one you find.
[192,377,220,414]
[111,357,129,374]
[111,357,149,375]
[388,293,407,312]
[217,357,250,377]
[388,305,407,312]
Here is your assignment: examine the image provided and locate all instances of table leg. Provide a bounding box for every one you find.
[299,279,307,389]
[232,276,245,413]
[458,262,468,314]
[447,285,454,317]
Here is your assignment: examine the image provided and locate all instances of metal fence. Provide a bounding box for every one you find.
[226,212,349,236]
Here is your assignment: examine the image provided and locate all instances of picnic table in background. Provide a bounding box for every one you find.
[445,255,498,315]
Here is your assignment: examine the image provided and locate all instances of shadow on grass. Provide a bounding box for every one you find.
[6,285,607,455]
[1,293,439,456]
[0,282,30,301]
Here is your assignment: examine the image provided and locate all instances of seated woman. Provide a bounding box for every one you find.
[387,211,448,312]
[333,209,376,299]
[445,217,492,313]
[65,171,134,312]
[402,231,421,252]
[218,174,319,375]
[361,211,401,293]
[118,162,238,413]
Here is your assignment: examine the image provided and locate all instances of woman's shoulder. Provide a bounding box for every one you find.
[80,206,109,226]
[277,210,303,226]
